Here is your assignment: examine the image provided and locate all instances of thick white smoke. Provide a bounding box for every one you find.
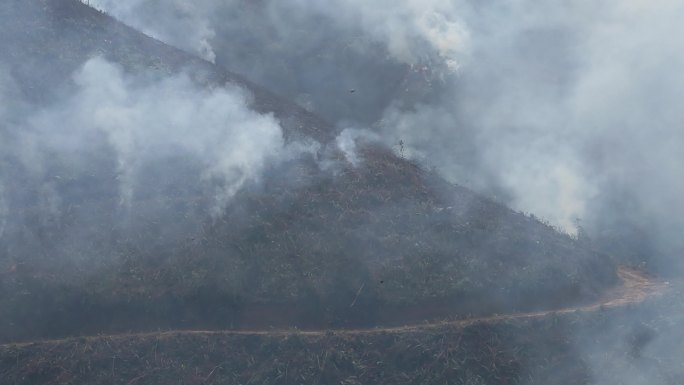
[301,0,470,69]
[10,57,300,216]
[376,0,684,240]
[81,0,684,258]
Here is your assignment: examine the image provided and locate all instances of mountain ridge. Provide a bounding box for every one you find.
[0,0,617,344]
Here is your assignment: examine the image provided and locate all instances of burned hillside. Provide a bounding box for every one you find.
[0,0,621,345]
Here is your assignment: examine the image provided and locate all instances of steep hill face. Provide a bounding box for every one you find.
[0,0,616,343]
[0,0,333,143]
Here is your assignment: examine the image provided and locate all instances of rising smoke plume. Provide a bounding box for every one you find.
[83,0,684,273]
[0,55,315,249]
[4,1,682,383]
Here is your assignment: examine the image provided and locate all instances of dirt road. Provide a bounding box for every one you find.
[0,266,668,348]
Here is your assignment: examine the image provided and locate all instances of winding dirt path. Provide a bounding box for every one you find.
[1,266,668,348]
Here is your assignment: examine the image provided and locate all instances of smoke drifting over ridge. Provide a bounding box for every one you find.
[0,56,314,242]
[82,0,218,62]
[86,0,470,69]
[84,0,684,272]
[0,3,682,384]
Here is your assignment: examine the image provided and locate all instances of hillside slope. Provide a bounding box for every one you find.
[0,0,333,143]
[0,0,616,343]
[0,277,674,385]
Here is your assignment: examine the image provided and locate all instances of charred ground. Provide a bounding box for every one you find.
[0,271,674,385]
[0,0,617,361]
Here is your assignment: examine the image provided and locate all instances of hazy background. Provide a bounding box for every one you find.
[0,1,681,383]
[82,0,684,275]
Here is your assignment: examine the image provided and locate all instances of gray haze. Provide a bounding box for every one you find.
[0,55,319,255]
[84,0,684,272]
[75,1,684,383]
